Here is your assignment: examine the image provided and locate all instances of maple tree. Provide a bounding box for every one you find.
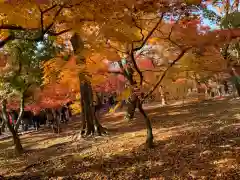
[202,0,240,95]
[1,0,240,151]
[0,33,60,154]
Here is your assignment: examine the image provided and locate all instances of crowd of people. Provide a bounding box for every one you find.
[0,102,72,134]
[3,82,231,136]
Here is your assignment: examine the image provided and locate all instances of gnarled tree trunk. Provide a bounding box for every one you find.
[70,33,107,137]
[1,99,23,155]
[80,81,107,136]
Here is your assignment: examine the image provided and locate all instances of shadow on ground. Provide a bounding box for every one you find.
[0,99,239,179]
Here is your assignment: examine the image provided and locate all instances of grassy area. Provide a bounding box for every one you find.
[0,99,240,179]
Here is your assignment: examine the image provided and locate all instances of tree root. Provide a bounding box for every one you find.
[72,126,109,141]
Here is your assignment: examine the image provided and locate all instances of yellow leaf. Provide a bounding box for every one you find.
[102,49,121,61]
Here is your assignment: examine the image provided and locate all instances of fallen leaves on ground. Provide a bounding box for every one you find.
[0,99,240,179]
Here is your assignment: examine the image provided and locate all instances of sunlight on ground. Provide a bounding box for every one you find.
[0,99,240,179]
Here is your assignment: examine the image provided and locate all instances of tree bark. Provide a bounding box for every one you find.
[1,99,23,155]
[14,93,25,132]
[0,121,5,134]
[80,81,107,137]
[117,61,138,121]
[70,33,107,137]
[125,95,137,121]
[137,99,154,148]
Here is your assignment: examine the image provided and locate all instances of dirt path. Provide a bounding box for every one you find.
[0,98,239,179]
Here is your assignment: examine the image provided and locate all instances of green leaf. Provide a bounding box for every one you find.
[221,12,240,28]
[48,36,56,41]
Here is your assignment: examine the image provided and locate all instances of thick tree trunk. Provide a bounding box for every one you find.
[11,128,23,155]
[70,33,107,137]
[1,99,23,155]
[80,82,107,137]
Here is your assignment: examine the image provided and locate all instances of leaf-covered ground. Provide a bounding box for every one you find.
[0,99,240,180]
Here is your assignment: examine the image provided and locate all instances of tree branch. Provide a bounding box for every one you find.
[132,16,144,43]
[48,28,72,36]
[43,5,64,35]
[130,44,144,85]
[144,47,190,99]
[0,24,28,30]
[0,34,14,47]
[38,6,44,34]
[127,13,165,86]
[142,69,164,73]
[133,12,165,52]
[42,4,58,13]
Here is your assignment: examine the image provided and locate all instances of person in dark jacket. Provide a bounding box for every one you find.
[60,106,68,123]
[32,113,40,131]
[223,81,229,95]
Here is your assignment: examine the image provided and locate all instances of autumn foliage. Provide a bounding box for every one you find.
[1,0,240,155]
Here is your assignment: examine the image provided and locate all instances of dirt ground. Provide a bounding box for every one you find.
[0,99,240,180]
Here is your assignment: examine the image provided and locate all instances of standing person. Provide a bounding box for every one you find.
[46,108,54,128]
[94,93,103,120]
[108,95,115,108]
[51,108,60,134]
[39,109,47,126]
[8,112,13,127]
[66,102,72,120]
[60,106,67,123]
[223,81,229,95]
[217,84,221,97]
[11,110,18,127]
[32,112,40,131]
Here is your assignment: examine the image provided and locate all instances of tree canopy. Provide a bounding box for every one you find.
[1,0,240,154]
